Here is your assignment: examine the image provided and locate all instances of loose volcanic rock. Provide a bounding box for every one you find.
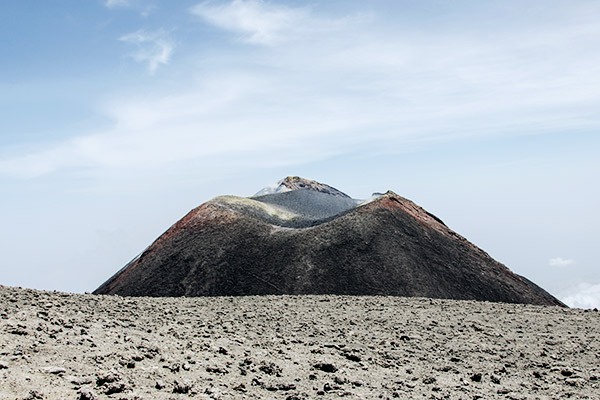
[104,382,127,395]
[41,366,66,375]
[22,390,44,400]
[313,363,338,373]
[77,388,97,400]
[470,373,483,382]
[94,177,562,306]
[69,376,93,385]
[172,379,193,394]
[0,285,598,399]
[95,371,120,386]
[258,361,282,376]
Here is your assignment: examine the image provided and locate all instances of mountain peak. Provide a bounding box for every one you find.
[94,177,564,306]
[254,176,351,198]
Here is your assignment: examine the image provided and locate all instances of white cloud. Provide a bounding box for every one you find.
[549,257,576,267]
[119,30,174,74]
[1,1,600,180]
[191,0,307,45]
[105,0,130,8]
[190,0,364,45]
[562,283,600,309]
[104,0,156,16]
[0,72,353,178]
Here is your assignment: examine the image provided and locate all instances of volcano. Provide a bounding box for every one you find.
[94,177,563,306]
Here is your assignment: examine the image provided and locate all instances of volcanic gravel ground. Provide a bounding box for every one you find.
[1,285,599,400]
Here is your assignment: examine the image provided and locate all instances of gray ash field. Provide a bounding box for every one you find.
[1,285,599,399]
[249,190,359,228]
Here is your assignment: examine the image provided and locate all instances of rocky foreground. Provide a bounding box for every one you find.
[1,285,598,400]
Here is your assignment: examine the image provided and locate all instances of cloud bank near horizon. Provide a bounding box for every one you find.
[562,283,600,309]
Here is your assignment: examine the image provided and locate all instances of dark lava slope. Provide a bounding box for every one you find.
[94,177,563,306]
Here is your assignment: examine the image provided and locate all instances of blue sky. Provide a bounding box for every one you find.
[1,0,599,307]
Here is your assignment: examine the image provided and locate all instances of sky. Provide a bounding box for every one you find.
[0,0,599,307]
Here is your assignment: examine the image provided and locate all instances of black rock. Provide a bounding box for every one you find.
[259,361,282,376]
[471,373,483,382]
[266,383,297,391]
[206,365,228,374]
[104,382,127,395]
[23,391,44,400]
[343,353,361,362]
[173,379,193,394]
[313,363,337,373]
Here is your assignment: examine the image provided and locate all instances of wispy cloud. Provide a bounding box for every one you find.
[190,0,364,45]
[562,283,600,309]
[119,30,174,73]
[1,1,600,180]
[105,0,130,8]
[104,0,156,16]
[549,257,576,267]
[191,0,307,45]
[0,72,351,178]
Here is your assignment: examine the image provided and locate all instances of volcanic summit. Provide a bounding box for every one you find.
[94,177,562,306]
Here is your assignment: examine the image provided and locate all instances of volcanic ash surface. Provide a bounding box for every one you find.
[1,285,599,399]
